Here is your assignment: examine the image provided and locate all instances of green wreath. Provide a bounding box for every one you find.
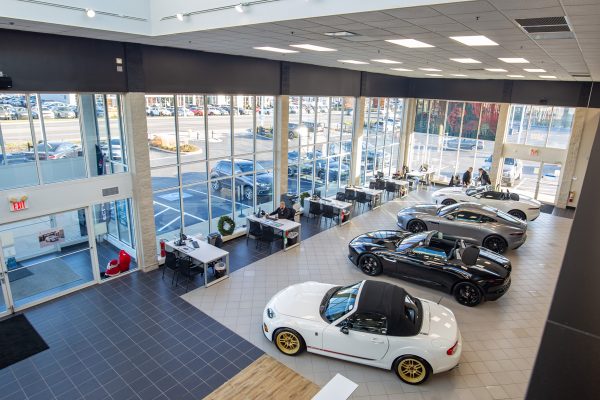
[217,215,236,236]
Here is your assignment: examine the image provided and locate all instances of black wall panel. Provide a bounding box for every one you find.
[140,45,280,94]
[407,78,508,103]
[283,62,361,97]
[0,30,126,92]
[361,72,410,98]
[510,80,592,107]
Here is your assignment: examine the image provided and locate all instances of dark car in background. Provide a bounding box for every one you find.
[348,230,512,306]
[210,159,273,200]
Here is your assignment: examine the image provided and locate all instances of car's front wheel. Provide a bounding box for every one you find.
[273,328,305,356]
[243,186,253,201]
[483,235,508,254]
[359,254,382,276]
[441,198,456,206]
[508,209,526,221]
[211,180,221,192]
[453,282,483,306]
[407,219,427,233]
[393,356,431,385]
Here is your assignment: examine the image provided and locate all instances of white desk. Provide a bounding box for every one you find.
[345,186,384,209]
[166,236,229,287]
[247,215,302,251]
[308,197,353,226]
[369,177,410,197]
[407,170,435,186]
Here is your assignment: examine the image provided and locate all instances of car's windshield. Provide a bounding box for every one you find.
[323,282,361,323]
[437,203,460,216]
[504,158,515,165]
[236,162,254,173]
[397,232,429,251]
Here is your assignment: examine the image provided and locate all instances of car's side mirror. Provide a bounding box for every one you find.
[340,326,349,335]
[380,328,387,335]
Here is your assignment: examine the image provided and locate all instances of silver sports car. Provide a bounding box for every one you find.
[397,203,527,253]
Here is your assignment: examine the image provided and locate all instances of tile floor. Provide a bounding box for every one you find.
[183,188,573,400]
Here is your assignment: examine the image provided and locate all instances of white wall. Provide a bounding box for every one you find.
[502,143,567,165]
[567,108,600,207]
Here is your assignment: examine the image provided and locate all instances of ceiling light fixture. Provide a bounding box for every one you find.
[524,68,546,73]
[450,58,481,64]
[391,68,413,72]
[235,3,246,13]
[290,44,336,52]
[485,68,507,72]
[419,67,441,72]
[371,59,402,64]
[324,31,355,37]
[253,46,298,54]
[450,35,498,46]
[539,75,557,79]
[386,39,434,48]
[338,60,369,65]
[499,57,529,63]
[176,13,184,21]
[426,74,443,77]
[86,8,96,18]
[507,74,525,78]
[451,74,468,77]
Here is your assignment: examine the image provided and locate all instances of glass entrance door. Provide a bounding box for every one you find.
[538,163,561,204]
[501,158,561,204]
[0,261,13,317]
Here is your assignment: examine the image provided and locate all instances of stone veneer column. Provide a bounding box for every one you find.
[399,98,416,170]
[350,97,366,185]
[489,103,510,188]
[123,93,158,272]
[276,95,289,201]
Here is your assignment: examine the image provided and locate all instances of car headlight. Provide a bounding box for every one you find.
[266,308,275,319]
[503,172,510,177]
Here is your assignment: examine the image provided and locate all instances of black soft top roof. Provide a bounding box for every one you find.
[356,281,420,336]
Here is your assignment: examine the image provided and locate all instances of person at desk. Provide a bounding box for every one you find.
[270,201,295,221]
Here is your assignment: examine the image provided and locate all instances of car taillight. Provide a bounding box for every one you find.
[447,341,459,356]
[48,155,57,159]
[509,232,524,236]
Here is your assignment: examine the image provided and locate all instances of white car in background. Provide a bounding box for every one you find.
[263,280,461,385]
[482,157,522,186]
[431,185,541,221]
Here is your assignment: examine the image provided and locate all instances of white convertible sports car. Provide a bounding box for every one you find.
[431,185,541,221]
[262,280,462,384]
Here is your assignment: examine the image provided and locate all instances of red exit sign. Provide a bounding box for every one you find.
[10,200,27,212]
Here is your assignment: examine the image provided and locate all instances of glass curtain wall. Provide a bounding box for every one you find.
[506,105,575,149]
[287,96,356,197]
[408,99,500,183]
[148,94,275,244]
[361,97,404,183]
[0,93,128,191]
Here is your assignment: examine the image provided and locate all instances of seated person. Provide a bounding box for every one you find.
[270,201,295,220]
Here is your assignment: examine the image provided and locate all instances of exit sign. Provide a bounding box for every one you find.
[9,196,28,212]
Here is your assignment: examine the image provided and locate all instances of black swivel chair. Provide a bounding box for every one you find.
[308,200,323,222]
[336,192,346,201]
[345,188,356,203]
[257,226,282,254]
[355,191,370,212]
[385,181,399,200]
[369,181,376,189]
[321,204,337,227]
[162,251,179,285]
[375,179,386,190]
[176,256,202,293]
[247,219,263,248]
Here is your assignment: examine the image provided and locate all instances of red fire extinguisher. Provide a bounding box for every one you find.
[160,239,166,257]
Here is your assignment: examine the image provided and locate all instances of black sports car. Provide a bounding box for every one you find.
[348,230,511,306]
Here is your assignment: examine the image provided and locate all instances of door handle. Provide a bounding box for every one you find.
[371,338,384,344]
[430,221,439,224]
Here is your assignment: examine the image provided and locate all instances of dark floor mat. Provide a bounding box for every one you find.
[0,314,49,369]
[540,204,555,214]
[8,268,33,282]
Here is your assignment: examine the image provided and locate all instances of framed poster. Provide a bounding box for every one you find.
[38,228,65,248]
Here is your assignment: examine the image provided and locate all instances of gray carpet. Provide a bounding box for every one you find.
[8,259,82,301]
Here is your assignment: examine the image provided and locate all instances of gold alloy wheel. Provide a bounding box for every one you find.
[397,358,427,384]
[275,331,301,355]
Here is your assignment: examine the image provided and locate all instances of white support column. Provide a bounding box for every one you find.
[123,93,158,272]
[276,95,289,201]
[400,98,416,171]
[351,97,366,185]
[489,103,511,189]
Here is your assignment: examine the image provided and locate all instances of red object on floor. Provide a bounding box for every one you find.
[160,239,166,257]
[105,250,131,277]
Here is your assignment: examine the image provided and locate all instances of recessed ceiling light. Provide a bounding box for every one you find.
[338,60,369,65]
[371,59,402,64]
[450,58,481,64]
[485,68,507,72]
[426,74,443,77]
[499,57,529,64]
[449,35,498,46]
[86,9,96,18]
[253,47,299,54]
[524,68,546,73]
[507,74,525,78]
[324,31,355,37]
[176,13,184,21]
[386,39,434,48]
[391,68,413,72]
[539,75,557,79]
[290,44,336,52]
[419,67,441,72]
[451,74,468,77]
[235,4,246,13]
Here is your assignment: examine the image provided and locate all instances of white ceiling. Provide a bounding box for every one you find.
[1,0,599,81]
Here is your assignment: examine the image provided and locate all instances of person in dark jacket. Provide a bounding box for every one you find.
[462,167,473,186]
[270,202,295,220]
[478,168,491,185]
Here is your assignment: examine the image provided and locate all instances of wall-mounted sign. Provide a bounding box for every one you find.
[38,228,65,248]
[8,195,28,212]
[530,148,540,157]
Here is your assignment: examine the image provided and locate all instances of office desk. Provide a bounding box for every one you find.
[308,197,353,226]
[166,236,229,287]
[345,186,384,209]
[369,177,410,197]
[247,215,302,251]
[407,170,435,186]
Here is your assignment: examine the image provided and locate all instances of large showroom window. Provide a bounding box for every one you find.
[361,97,404,183]
[148,94,276,244]
[506,104,575,149]
[0,93,128,191]
[409,99,500,182]
[287,96,355,197]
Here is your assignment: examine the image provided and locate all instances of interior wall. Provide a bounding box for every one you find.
[567,108,600,207]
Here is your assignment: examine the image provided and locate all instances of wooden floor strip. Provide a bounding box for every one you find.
[205,354,320,400]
